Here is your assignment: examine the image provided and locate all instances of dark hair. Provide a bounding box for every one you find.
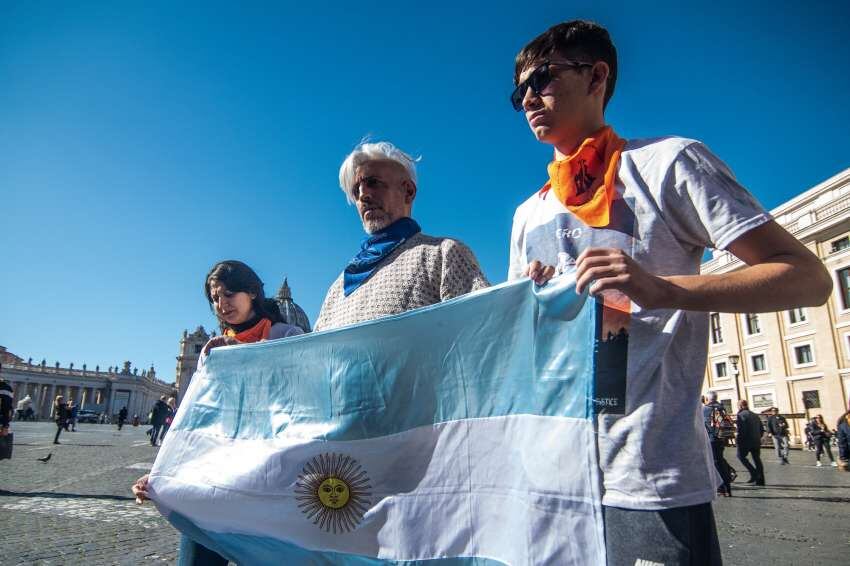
[514,20,617,109]
[204,260,284,332]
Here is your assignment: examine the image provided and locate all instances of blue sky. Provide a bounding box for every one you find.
[2,1,848,382]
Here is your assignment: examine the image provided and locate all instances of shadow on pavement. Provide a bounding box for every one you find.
[0,489,134,501]
[47,444,116,447]
[729,493,850,503]
[757,483,849,490]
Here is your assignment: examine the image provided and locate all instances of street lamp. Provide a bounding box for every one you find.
[728,354,741,407]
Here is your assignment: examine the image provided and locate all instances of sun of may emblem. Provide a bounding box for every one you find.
[294,452,372,533]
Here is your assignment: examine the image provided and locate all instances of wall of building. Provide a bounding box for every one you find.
[0,358,176,421]
[702,168,850,442]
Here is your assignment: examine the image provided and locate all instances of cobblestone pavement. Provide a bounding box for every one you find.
[713,445,850,565]
[0,422,179,565]
[1,423,849,565]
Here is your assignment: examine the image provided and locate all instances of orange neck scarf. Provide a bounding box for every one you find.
[541,126,625,227]
[224,318,272,344]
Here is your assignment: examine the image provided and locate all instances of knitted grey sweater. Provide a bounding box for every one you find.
[315,233,489,331]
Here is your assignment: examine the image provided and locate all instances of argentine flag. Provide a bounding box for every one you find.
[149,276,605,565]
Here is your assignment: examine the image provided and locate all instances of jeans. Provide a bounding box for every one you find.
[815,438,835,462]
[603,503,722,566]
[150,424,162,445]
[178,535,229,566]
[159,424,170,443]
[737,445,764,484]
[773,435,789,461]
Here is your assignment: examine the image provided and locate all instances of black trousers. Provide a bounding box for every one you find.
[815,438,834,462]
[737,444,764,483]
[711,439,733,491]
[53,421,63,443]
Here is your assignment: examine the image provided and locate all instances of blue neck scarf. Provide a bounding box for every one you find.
[343,217,421,297]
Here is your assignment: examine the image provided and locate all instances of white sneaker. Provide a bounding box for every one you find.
[831,461,838,467]
[816,461,823,467]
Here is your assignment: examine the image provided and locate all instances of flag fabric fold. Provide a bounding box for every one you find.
[149,275,605,565]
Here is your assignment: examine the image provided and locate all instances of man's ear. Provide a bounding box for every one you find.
[402,179,417,204]
[588,61,609,99]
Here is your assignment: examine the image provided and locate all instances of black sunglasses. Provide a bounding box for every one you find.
[510,60,594,112]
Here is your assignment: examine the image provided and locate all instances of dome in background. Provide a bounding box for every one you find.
[275,278,312,333]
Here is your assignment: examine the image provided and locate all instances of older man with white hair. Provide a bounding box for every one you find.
[315,141,489,331]
[703,392,734,496]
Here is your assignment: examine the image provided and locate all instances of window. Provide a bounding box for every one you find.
[194,344,203,354]
[838,267,850,310]
[802,390,821,409]
[787,307,807,325]
[714,361,728,378]
[752,393,774,410]
[744,313,761,335]
[720,399,733,414]
[831,236,850,254]
[794,344,814,365]
[751,353,766,372]
[710,313,723,344]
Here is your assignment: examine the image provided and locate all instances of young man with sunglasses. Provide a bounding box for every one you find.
[507,20,831,565]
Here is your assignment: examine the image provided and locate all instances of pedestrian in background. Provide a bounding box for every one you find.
[836,411,850,470]
[810,415,837,467]
[68,400,78,431]
[767,407,790,464]
[736,399,765,485]
[117,406,127,431]
[148,396,169,446]
[159,397,176,443]
[53,395,69,444]
[0,366,13,461]
[703,392,734,496]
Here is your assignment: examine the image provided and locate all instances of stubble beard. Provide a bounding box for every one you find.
[362,211,392,234]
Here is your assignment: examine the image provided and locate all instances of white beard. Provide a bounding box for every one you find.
[362,212,393,234]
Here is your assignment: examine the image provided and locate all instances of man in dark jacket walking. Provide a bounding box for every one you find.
[767,407,790,464]
[148,396,169,446]
[737,399,765,485]
[117,406,128,431]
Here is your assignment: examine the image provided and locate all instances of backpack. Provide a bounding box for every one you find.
[712,406,736,439]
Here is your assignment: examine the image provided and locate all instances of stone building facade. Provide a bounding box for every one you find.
[0,350,176,421]
[702,167,850,443]
[175,326,211,403]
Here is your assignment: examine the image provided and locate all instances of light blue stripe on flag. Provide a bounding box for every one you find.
[150,275,605,565]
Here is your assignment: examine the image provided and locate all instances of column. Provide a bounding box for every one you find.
[12,382,24,403]
[107,389,116,416]
[47,384,57,418]
[33,384,43,418]
[40,384,50,418]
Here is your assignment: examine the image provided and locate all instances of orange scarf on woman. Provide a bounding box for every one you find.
[541,126,625,227]
[224,318,272,343]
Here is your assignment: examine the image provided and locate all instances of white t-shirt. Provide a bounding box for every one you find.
[509,136,771,510]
